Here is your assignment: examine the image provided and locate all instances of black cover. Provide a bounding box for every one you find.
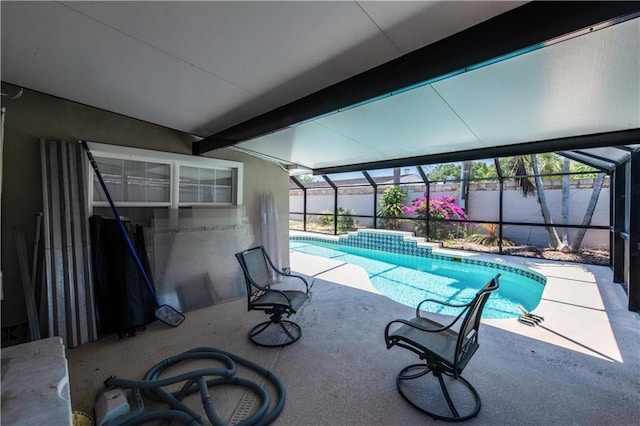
[89,216,157,335]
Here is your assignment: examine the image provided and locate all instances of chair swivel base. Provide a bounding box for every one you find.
[396,363,481,422]
[248,318,302,347]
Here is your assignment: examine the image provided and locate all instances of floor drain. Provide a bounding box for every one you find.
[230,303,310,424]
[229,348,281,425]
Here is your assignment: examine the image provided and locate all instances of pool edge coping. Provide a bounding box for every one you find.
[290,229,547,286]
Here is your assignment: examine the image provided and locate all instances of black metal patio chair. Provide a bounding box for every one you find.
[235,246,310,347]
[384,274,500,422]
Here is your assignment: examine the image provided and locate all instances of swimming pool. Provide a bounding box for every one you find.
[290,237,545,319]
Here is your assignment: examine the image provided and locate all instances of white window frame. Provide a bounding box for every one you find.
[85,141,243,213]
[175,163,235,206]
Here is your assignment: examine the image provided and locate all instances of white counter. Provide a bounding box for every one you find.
[1,337,72,425]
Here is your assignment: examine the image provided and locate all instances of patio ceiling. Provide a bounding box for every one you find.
[228,5,640,174]
[2,2,639,174]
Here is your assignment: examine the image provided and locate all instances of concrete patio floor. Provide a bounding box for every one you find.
[66,250,640,425]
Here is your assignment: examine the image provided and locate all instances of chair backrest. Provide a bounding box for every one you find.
[455,274,500,370]
[236,246,273,297]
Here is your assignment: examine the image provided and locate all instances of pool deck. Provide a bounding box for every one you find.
[65,241,640,425]
[287,248,640,424]
[290,248,633,363]
[290,229,631,361]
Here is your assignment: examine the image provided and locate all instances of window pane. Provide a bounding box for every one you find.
[180,184,198,202]
[215,170,232,186]
[93,179,122,202]
[147,180,170,202]
[123,160,144,201]
[180,166,198,184]
[178,166,234,204]
[199,186,214,202]
[93,157,172,203]
[126,178,146,201]
[124,159,146,179]
[146,163,170,202]
[94,157,122,202]
[147,162,170,181]
[90,147,239,208]
[215,186,232,203]
[96,157,122,176]
[199,168,216,185]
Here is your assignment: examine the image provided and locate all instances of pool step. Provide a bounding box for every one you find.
[405,236,442,250]
[341,229,441,256]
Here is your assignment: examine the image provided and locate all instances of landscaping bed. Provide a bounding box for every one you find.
[443,239,610,266]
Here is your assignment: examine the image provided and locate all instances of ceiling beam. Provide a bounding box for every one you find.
[557,152,614,173]
[193,1,640,156]
[311,129,640,175]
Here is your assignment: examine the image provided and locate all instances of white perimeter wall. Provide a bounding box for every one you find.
[290,181,610,249]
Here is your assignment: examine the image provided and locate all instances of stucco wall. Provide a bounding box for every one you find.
[1,85,289,327]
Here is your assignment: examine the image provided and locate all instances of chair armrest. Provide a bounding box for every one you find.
[282,272,310,293]
[272,274,309,294]
[416,298,471,317]
[261,248,310,293]
[385,317,460,350]
[412,298,472,332]
[385,318,452,337]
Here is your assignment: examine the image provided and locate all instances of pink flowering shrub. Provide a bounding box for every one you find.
[403,194,470,239]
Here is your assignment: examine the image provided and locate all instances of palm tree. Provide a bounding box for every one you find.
[511,154,606,253]
[510,155,536,197]
[570,171,606,252]
[530,154,563,250]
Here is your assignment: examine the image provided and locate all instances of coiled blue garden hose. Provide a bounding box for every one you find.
[102,347,286,425]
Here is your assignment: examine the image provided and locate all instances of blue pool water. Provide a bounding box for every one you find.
[290,239,544,319]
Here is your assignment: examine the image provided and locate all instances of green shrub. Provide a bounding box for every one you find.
[378,185,407,230]
[318,211,333,227]
[337,207,357,233]
[316,207,358,233]
[467,224,514,246]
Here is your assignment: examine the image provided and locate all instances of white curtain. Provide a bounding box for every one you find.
[260,192,281,273]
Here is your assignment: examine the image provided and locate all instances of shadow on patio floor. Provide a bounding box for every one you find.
[66,252,640,425]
